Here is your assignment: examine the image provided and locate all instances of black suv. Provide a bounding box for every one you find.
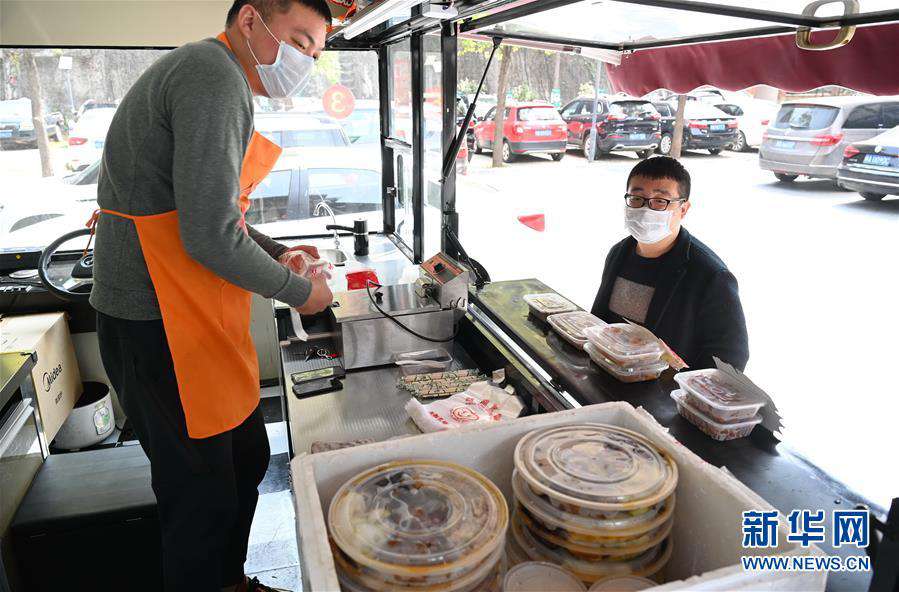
[560,97,661,159]
[652,100,738,156]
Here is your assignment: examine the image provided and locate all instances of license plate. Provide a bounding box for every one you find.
[94,140,105,149]
[775,140,796,149]
[711,124,726,132]
[863,153,892,167]
[0,130,11,138]
[631,133,646,141]
[535,130,551,137]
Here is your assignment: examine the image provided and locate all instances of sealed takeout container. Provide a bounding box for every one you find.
[588,575,657,591]
[328,460,508,577]
[583,324,663,367]
[504,561,587,592]
[512,470,676,539]
[392,348,454,376]
[673,369,766,424]
[523,293,578,321]
[514,424,678,511]
[547,312,607,348]
[511,512,672,583]
[670,390,762,442]
[585,343,668,384]
[292,402,826,592]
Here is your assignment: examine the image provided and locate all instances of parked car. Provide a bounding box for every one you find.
[836,125,899,201]
[66,107,117,171]
[652,101,677,155]
[653,101,738,155]
[468,94,497,120]
[474,102,567,163]
[759,96,899,183]
[75,99,118,121]
[0,98,65,148]
[310,99,380,144]
[713,100,778,152]
[244,153,381,229]
[561,97,661,159]
[254,113,351,150]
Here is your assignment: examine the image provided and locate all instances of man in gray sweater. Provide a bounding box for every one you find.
[91,1,332,590]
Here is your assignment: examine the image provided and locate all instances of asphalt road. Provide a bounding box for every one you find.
[455,147,899,509]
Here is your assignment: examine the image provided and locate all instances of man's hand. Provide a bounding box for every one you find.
[281,244,319,261]
[295,274,332,315]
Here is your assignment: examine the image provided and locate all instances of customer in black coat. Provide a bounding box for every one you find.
[590,157,749,371]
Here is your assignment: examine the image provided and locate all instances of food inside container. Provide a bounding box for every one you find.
[328,460,508,576]
[583,324,663,367]
[392,349,454,376]
[515,424,678,511]
[670,390,762,442]
[547,312,608,348]
[673,369,766,424]
[511,513,672,584]
[585,343,669,384]
[516,503,674,558]
[587,575,657,591]
[503,561,587,592]
[332,537,505,591]
[523,293,578,321]
[511,470,676,540]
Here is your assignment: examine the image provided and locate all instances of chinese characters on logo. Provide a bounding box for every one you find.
[742,509,869,549]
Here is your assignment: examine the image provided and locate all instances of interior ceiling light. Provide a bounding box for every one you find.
[342,0,428,40]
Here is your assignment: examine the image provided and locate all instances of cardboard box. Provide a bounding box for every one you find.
[1,313,83,442]
[291,402,825,592]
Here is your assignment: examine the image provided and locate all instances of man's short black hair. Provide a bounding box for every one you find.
[626,156,691,200]
[226,0,331,26]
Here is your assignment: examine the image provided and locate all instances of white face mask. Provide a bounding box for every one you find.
[246,11,315,99]
[624,204,674,244]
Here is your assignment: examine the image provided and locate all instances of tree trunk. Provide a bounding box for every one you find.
[22,50,54,177]
[670,94,687,160]
[492,45,513,168]
[551,52,561,105]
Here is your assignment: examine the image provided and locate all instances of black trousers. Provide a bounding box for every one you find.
[97,312,270,592]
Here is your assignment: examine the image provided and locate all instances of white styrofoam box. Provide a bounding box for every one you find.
[291,402,826,592]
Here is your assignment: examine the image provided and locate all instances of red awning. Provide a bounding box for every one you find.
[606,23,899,97]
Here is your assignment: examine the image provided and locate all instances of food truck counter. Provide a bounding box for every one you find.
[473,279,875,592]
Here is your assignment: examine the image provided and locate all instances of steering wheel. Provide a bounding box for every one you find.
[38,228,94,302]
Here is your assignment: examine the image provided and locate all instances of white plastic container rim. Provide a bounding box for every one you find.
[673,369,766,416]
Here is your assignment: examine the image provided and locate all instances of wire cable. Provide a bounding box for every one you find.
[365,281,459,343]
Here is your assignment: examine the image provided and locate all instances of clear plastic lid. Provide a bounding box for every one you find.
[514,425,678,510]
[511,513,672,583]
[328,460,508,575]
[587,575,657,592]
[673,369,766,415]
[334,537,505,592]
[517,503,673,558]
[503,562,587,592]
[511,470,675,537]
[523,293,578,316]
[670,390,763,437]
[583,324,663,364]
[585,343,669,382]
[547,312,608,345]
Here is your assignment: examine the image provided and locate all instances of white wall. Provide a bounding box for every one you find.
[0,1,231,47]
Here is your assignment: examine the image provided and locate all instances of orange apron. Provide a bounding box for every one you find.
[92,33,282,438]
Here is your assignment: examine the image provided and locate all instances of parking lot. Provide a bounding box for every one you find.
[456,147,899,508]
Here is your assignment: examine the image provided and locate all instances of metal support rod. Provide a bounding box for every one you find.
[411,31,424,263]
[441,36,502,182]
[440,20,459,257]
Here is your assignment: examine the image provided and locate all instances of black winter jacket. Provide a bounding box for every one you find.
[590,228,749,370]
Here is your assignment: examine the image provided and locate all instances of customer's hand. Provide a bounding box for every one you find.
[295,274,333,315]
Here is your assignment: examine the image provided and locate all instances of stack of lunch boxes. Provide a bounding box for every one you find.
[328,460,508,592]
[583,324,669,383]
[671,369,766,441]
[508,425,677,586]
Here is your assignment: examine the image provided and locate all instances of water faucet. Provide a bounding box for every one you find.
[313,199,341,251]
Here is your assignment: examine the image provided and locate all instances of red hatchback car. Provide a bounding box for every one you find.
[473,102,567,163]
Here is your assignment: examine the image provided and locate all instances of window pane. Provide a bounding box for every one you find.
[423,34,444,259]
[772,104,839,130]
[388,40,412,142]
[394,150,414,248]
[518,107,563,122]
[246,170,292,226]
[610,101,658,118]
[843,104,881,129]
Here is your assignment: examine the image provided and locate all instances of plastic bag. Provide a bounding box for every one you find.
[405,381,524,433]
[280,249,333,280]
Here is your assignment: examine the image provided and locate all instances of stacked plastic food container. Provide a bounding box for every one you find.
[509,424,677,585]
[546,311,608,348]
[524,293,578,322]
[328,460,509,592]
[671,369,766,441]
[582,324,669,383]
